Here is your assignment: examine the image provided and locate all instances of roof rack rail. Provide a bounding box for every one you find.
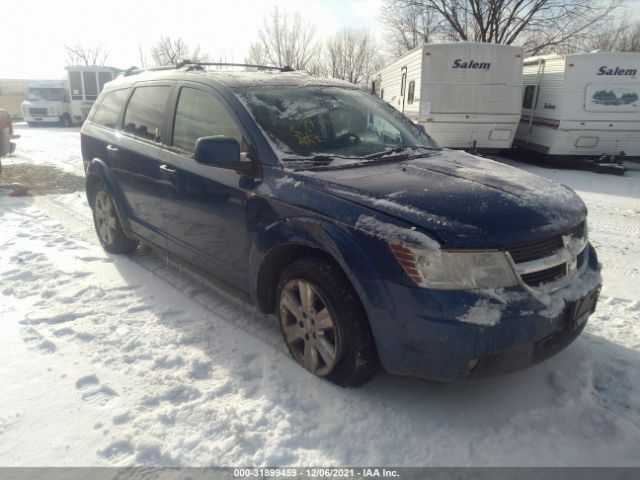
[121,61,295,77]
[122,65,178,77]
[176,60,294,72]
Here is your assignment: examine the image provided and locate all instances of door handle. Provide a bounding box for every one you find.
[159,164,177,176]
[106,144,118,152]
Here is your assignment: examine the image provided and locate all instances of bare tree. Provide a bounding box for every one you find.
[325,28,379,85]
[383,0,625,55]
[64,42,109,66]
[584,18,640,52]
[150,36,207,66]
[246,7,320,70]
[382,1,444,55]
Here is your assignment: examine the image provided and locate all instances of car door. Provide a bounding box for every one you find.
[160,83,256,289]
[111,83,172,247]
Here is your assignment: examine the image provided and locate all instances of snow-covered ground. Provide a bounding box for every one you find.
[0,124,639,466]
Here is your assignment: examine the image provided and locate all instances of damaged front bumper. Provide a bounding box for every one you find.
[371,244,602,382]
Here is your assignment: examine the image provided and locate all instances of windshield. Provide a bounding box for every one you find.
[235,86,439,159]
[27,88,65,102]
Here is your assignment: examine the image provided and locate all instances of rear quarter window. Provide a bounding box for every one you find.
[91,89,130,129]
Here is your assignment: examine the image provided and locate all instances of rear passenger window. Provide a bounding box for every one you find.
[91,89,130,129]
[123,86,171,142]
[173,87,247,153]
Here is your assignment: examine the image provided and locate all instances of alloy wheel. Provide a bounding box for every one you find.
[279,279,341,376]
[94,191,117,245]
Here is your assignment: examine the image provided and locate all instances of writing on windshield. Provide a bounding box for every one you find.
[236,85,438,159]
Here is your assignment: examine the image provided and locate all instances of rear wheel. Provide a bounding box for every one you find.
[91,183,138,254]
[277,257,378,387]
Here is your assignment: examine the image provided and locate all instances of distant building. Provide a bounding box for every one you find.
[0,79,30,118]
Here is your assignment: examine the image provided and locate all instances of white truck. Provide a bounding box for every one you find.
[21,66,120,127]
[515,52,640,159]
[21,79,72,126]
[371,42,524,150]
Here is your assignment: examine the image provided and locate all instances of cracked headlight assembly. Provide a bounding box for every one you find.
[390,243,519,290]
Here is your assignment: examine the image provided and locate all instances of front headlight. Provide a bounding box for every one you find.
[390,243,519,290]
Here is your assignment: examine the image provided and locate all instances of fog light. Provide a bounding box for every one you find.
[468,358,480,371]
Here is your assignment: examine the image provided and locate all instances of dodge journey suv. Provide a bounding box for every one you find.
[81,63,602,386]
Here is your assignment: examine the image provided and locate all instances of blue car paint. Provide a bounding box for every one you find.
[81,71,601,381]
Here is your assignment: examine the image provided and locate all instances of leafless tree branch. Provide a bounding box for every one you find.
[64,43,109,66]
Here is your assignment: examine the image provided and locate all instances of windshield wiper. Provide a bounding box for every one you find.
[363,145,440,161]
[283,155,334,163]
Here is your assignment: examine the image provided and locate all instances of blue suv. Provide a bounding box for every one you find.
[81,64,602,386]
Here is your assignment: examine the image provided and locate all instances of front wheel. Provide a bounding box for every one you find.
[277,257,378,387]
[91,183,138,254]
[60,114,72,128]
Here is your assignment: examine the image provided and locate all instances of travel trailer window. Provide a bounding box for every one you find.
[585,84,639,113]
[98,72,113,92]
[69,71,82,100]
[523,85,538,109]
[400,71,407,96]
[380,89,384,100]
[407,81,415,104]
[83,72,98,100]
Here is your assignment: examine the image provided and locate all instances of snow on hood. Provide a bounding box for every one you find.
[355,215,440,250]
[307,149,587,248]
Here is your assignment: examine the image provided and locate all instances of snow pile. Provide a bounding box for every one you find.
[456,299,504,326]
[356,215,440,250]
[536,267,603,319]
[274,176,302,189]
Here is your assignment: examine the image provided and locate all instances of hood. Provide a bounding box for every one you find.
[305,150,586,247]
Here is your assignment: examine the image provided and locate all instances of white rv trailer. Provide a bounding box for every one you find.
[371,42,524,150]
[515,52,640,157]
[65,66,121,124]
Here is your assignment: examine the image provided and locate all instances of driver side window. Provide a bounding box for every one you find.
[173,87,248,154]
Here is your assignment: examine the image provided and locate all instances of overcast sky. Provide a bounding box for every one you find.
[2,0,384,79]
[4,0,639,80]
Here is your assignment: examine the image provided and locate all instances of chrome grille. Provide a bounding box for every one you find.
[508,235,564,263]
[521,264,566,286]
[507,221,588,289]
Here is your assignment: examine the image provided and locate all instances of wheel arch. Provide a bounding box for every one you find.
[85,158,132,232]
[250,216,390,317]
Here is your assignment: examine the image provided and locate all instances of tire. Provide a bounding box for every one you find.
[277,256,378,387]
[61,115,72,128]
[91,181,138,254]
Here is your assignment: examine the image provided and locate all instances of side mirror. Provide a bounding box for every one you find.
[194,136,254,175]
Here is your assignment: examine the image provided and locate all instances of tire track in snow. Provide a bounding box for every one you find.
[34,195,285,353]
